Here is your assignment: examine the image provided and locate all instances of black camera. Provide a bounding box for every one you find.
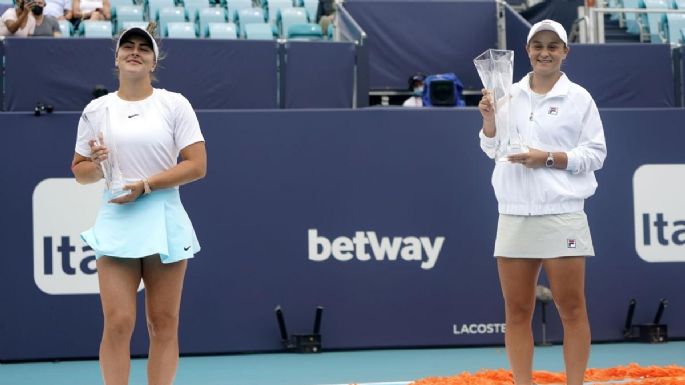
[92,85,109,99]
[34,102,54,116]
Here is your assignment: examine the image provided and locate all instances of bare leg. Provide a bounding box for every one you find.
[142,256,188,385]
[97,257,142,385]
[497,257,542,385]
[90,10,105,20]
[543,257,590,385]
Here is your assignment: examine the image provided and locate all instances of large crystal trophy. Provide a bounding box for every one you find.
[473,49,527,161]
[82,107,130,198]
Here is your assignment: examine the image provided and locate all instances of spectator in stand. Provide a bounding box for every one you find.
[315,0,334,36]
[72,0,110,21]
[45,0,73,20]
[403,73,425,107]
[32,0,62,36]
[0,0,36,36]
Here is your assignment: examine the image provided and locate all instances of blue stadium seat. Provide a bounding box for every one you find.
[114,5,145,32]
[235,7,265,34]
[198,7,226,36]
[206,21,238,38]
[157,6,187,34]
[663,13,685,43]
[264,0,291,25]
[622,0,642,34]
[184,0,211,21]
[110,0,134,16]
[299,0,317,22]
[673,0,685,8]
[121,21,149,30]
[277,7,307,37]
[83,20,114,37]
[147,0,175,20]
[57,19,73,37]
[166,21,197,37]
[641,0,669,43]
[227,0,252,19]
[243,22,274,39]
[606,0,621,21]
[286,23,321,40]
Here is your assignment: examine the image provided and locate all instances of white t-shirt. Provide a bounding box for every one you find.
[0,8,36,36]
[45,0,72,18]
[78,0,103,14]
[402,96,423,107]
[75,89,205,186]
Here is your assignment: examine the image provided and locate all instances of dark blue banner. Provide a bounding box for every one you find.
[1,108,684,361]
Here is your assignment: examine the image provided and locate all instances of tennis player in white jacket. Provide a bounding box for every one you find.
[478,19,607,385]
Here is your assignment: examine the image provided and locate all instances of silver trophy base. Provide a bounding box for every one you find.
[110,188,132,199]
[497,144,529,162]
[108,180,131,199]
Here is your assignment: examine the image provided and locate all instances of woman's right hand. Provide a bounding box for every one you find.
[478,88,495,122]
[88,139,109,167]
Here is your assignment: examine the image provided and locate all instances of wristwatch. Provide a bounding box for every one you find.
[545,152,555,168]
[143,179,152,195]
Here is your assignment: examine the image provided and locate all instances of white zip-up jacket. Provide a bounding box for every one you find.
[479,73,607,215]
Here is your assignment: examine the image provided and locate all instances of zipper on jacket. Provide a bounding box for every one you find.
[526,90,536,215]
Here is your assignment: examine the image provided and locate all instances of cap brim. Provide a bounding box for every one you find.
[117,27,159,60]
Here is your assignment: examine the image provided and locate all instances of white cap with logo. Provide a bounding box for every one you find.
[526,19,568,45]
[116,27,159,62]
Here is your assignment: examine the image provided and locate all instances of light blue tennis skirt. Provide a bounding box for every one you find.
[81,188,200,264]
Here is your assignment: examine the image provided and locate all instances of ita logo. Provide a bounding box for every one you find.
[633,165,685,262]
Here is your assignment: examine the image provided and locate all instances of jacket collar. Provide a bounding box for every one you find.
[512,72,570,98]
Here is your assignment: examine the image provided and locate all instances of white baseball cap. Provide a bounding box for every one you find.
[526,19,568,46]
[116,27,159,62]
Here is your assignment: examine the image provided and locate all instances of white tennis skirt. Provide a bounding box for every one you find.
[494,211,594,259]
[81,188,201,264]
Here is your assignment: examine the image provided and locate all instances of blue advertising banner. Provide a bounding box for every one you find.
[0,108,683,361]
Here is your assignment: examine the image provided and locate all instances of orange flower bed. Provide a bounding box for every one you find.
[402,364,685,385]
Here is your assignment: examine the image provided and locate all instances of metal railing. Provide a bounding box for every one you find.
[582,6,685,43]
[336,1,367,108]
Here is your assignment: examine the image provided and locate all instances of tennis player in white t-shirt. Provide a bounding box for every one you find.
[71,22,206,385]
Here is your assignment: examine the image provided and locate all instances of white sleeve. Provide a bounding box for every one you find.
[479,129,498,160]
[173,95,205,152]
[565,99,607,174]
[74,113,93,157]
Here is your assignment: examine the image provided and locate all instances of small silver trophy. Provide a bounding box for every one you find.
[82,107,130,198]
[473,49,527,161]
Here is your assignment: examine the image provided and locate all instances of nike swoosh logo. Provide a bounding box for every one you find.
[128,114,140,118]
[184,246,191,251]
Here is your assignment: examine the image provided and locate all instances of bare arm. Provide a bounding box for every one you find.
[71,0,82,19]
[109,141,207,204]
[5,3,33,34]
[71,139,107,184]
[101,0,110,20]
[147,141,207,191]
[71,154,103,184]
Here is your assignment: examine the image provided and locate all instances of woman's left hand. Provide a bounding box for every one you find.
[507,147,547,168]
[108,180,144,204]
